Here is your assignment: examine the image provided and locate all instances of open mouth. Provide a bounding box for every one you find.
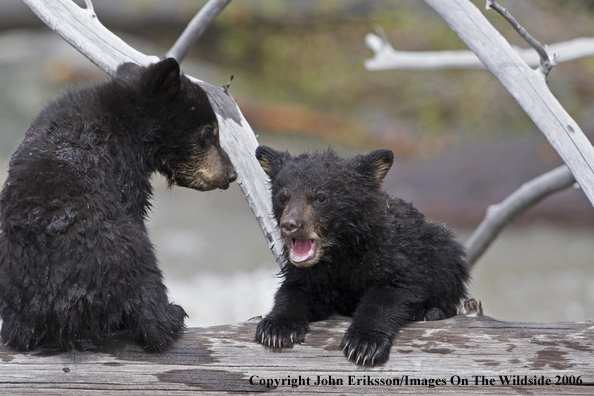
[289,238,317,265]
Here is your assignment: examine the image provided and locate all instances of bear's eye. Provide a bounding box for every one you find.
[316,194,327,205]
[278,194,288,205]
[203,126,214,141]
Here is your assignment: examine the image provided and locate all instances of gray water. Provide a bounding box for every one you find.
[1,150,593,328]
[148,176,594,327]
[0,30,593,328]
[0,161,594,327]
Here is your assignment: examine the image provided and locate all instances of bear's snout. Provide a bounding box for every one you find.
[280,217,300,238]
[228,167,238,184]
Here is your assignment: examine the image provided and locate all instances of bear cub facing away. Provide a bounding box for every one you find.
[0,58,236,352]
[255,146,469,366]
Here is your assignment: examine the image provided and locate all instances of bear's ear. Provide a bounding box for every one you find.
[350,149,394,183]
[255,146,290,178]
[115,62,142,80]
[146,58,181,98]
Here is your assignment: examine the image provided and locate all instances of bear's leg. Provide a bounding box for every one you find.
[341,286,412,366]
[128,276,187,353]
[423,307,447,321]
[132,303,187,353]
[97,222,187,353]
[0,312,37,351]
[256,282,331,348]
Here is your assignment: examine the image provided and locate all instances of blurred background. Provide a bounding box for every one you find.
[0,0,593,326]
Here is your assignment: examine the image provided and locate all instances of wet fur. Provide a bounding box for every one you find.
[255,147,469,366]
[0,58,235,352]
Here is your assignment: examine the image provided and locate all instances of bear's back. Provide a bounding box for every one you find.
[0,81,152,237]
[384,194,468,303]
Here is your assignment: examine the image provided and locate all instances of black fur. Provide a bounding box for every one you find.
[0,58,236,352]
[255,147,469,366]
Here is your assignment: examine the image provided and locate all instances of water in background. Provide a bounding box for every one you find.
[1,163,592,327]
[147,176,594,327]
[147,177,281,327]
[0,30,593,328]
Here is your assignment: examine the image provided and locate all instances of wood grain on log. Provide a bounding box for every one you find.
[0,315,592,394]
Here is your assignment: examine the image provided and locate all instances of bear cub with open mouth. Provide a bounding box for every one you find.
[255,146,468,366]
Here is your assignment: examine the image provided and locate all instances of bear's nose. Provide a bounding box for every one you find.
[280,217,299,238]
[228,168,237,183]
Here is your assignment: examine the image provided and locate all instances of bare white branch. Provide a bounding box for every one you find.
[365,34,594,71]
[22,0,286,268]
[83,0,94,15]
[465,166,576,267]
[23,0,158,76]
[166,0,232,62]
[421,0,594,208]
[366,2,593,264]
[486,0,556,79]
[365,33,483,70]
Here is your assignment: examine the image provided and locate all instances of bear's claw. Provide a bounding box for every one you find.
[340,328,392,366]
[255,317,307,349]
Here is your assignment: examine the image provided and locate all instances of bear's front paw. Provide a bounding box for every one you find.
[340,328,393,366]
[255,317,308,348]
[1,318,37,351]
[134,303,187,353]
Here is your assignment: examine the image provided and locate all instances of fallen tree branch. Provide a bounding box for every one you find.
[165,0,232,62]
[486,0,557,79]
[365,34,594,71]
[22,0,286,268]
[465,165,576,267]
[421,0,594,207]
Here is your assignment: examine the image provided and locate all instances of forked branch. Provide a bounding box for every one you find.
[486,0,557,79]
[420,0,594,207]
[22,0,286,268]
[166,0,233,62]
[365,1,594,265]
[23,0,158,75]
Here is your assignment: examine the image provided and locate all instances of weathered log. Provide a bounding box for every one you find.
[0,314,592,395]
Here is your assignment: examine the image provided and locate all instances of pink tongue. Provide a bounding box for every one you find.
[291,238,315,263]
[293,238,312,253]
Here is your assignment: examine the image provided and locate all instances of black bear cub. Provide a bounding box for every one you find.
[255,147,468,366]
[0,58,236,352]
